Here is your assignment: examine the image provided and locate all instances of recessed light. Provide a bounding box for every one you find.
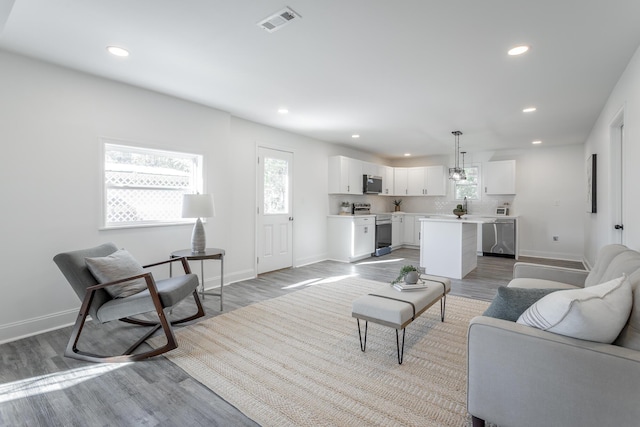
[277,108,289,114]
[352,134,360,139]
[532,140,542,145]
[523,107,537,113]
[508,45,530,56]
[404,153,411,157]
[107,46,129,57]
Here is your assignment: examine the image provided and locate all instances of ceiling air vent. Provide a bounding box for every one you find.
[258,7,301,33]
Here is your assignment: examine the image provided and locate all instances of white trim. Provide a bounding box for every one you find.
[518,249,584,263]
[0,308,78,345]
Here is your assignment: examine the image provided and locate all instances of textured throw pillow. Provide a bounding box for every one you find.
[85,249,147,298]
[483,287,564,321]
[517,275,632,343]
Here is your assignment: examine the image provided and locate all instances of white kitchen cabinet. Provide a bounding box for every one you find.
[402,214,416,245]
[328,156,363,195]
[424,165,447,196]
[391,213,403,247]
[382,166,395,195]
[415,215,426,243]
[394,167,409,196]
[407,167,425,195]
[327,216,375,262]
[484,160,516,195]
[406,166,447,196]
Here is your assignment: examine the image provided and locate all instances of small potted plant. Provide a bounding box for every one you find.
[391,265,420,285]
[453,204,466,218]
[340,201,351,215]
[393,199,402,212]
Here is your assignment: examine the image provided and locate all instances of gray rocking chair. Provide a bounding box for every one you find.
[54,242,205,363]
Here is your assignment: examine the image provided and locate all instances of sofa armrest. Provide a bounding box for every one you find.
[467,316,640,427]
[512,262,588,286]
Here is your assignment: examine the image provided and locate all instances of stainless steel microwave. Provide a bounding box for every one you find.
[363,175,382,194]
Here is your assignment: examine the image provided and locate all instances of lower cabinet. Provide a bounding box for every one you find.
[327,216,375,262]
[391,214,403,247]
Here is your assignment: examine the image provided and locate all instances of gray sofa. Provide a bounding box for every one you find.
[467,244,640,427]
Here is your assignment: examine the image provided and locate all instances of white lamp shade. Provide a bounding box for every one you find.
[182,193,215,218]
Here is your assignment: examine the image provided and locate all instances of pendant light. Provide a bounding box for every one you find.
[448,131,467,181]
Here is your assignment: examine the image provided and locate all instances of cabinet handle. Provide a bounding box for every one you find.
[364,226,368,233]
[485,186,487,193]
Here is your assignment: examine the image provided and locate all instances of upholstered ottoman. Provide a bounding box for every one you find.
[352,275,451,364]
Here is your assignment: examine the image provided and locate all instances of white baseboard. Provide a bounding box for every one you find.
[295,253,327,268]
[518,249,584,263]
[0,308,77,345]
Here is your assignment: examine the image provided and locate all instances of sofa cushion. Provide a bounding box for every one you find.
[584,244,631,287]
[508,278,579,290]
[85,249,147,298]
[517,275,632,343]
[483,287,564,321]
[614,269,640,350]
[588,249,640,288]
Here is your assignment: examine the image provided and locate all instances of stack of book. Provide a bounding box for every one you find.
[393,282,428,292]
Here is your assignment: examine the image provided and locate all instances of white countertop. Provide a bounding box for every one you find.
[327,214,375,218]
[419,217,496,224]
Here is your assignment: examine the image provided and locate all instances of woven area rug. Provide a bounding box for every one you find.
[152,277,490,427]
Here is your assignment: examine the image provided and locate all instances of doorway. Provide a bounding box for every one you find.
[257,147,294,274]
[610,111,624,244]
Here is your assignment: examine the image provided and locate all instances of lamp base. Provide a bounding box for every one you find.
[191,218,206,253]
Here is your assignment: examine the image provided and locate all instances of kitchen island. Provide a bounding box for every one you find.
[419,216,496,279]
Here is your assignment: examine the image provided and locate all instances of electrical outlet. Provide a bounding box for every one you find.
[553,236,559,241]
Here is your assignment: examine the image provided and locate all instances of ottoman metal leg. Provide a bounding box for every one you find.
[396,328,406,364]
[357,319,368,352]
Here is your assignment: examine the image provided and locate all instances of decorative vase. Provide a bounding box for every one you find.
[453,209,466,219]
[404,271,419,284]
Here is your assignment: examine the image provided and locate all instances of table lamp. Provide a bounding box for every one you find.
[182,193,215,253]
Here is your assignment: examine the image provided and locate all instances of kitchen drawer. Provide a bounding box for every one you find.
[354,217,374,226]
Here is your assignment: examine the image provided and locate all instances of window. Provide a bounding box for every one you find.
[454,166,480,200]
[102,141,203,228]
[263,156,290,215]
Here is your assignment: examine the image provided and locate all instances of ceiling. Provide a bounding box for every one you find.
[2,1,640,159]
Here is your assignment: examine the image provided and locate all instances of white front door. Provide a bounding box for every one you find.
[257,147,293,274]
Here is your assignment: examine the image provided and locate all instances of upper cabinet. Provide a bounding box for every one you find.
[328,155,446,196]
[403,166,447,196]
[381,166,394,195]
[484,160,516,194]
[394,167,409,196]
[328,156,363,195]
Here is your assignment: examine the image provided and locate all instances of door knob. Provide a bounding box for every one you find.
[289,217,294,221]
[614,224,624,230]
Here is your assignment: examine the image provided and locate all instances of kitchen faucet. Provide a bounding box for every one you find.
[463,196,468,213]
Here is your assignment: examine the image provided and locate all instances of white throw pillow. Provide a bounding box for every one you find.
[85,249,147,298]
[517,275,632,343]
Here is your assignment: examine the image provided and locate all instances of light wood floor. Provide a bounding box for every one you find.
[0,249,583,426]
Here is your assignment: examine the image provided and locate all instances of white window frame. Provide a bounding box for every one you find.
[452,164,481,201]
[100,138,204,229]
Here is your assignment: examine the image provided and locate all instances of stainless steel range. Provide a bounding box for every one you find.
[373,212,392,256]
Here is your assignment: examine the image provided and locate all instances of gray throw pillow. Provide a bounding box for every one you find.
[483,286,564,321]
[85,249,147,298]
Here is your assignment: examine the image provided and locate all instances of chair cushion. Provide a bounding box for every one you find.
[483,287,565,321]
[517,275,632,343]
[96,274,199,323]
[85,249,147,298]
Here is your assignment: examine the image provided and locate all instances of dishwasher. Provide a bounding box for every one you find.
[482,218,516,258]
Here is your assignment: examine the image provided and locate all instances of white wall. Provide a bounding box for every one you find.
[0,51,346,343]
[583,45,640,265]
